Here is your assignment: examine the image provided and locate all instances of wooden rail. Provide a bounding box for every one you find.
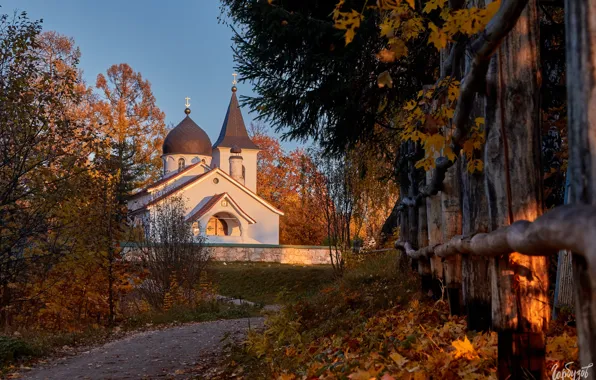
[396,204,596,267]
[394,203,596,379]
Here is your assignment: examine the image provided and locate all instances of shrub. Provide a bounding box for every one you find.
[0,336,38,365]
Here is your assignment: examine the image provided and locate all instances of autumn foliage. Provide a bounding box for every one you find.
[250,124,328,245]
[220,253,578,380]
[0,13,166,333]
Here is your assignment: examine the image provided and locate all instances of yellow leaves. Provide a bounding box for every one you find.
[467,159,484,173]
[462,140,475,160]
[407,130,427,143]
[547,333,579,362]
[377,71,394,88]
[402,17,424,40]
[345,28,357,45]
[444,145,456,161]
[448,81,460,102]
[348,367,383,380]
[452,336,479,360]
[405,0,416,9]
[386,38,409,60]
[380,18,397,38]
[428,22,448,50]
[390,351,409,367]
[423,0,447,13]
[415,156,434,171]
[333,5,363,45]
[404,100,417,111]
[377,36,408,63]
[484,1,501,24]
[424,133,446,152]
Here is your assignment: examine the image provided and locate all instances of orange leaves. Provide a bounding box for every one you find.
[377,71,394,88]
[302,300,500,378]
[377,39,408,63]
[451,336,479,360]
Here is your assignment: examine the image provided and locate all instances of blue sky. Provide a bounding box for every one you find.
[2,1,301,149]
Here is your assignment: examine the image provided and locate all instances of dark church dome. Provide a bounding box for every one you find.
[162,113,212,156]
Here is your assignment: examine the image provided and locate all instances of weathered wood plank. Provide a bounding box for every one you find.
[484,0,549,376]
[441,164,464,315]
[565,0,596,372]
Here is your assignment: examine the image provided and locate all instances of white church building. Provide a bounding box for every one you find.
[127,85,283,245]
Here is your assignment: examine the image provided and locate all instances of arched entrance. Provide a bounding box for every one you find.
[205,212,242,236]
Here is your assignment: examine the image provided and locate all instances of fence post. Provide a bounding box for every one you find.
[565,0,596,371]
[426,172,444,299]
[552,169,573,320]
[441,164,464,315]
[460,138,492,331]
[417,196,432,294]
[484,0,549,376]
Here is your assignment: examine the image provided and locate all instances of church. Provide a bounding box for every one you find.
[127,84,283,245]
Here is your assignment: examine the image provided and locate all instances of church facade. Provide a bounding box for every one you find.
[127,86,283,245]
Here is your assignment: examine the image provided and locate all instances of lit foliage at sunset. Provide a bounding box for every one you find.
[332,0,499,173]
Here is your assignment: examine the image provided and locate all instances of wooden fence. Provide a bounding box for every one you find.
[395,203,596,379]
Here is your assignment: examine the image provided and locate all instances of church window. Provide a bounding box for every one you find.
[213,178,219,184]
[206,216,228,236]
[201,159,206,164]
[242,165,246,181]
[192,221,200,236]
[221,200,228,207]
[178,158,185,172]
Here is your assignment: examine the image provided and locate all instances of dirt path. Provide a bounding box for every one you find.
[20,317,263,380]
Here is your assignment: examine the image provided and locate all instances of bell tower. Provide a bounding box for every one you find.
[212,78,260,192]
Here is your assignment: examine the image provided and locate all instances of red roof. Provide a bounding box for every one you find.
[187,193,225,222]
[186,193,256,224]
[144,171,209,207]
[129,162,202,200]
[137,167,283,216]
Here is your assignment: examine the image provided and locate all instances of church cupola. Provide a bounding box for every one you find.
[229,145,244,184]
[161,99,213,177]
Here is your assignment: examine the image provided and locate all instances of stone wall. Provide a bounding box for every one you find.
[205,244,332,265]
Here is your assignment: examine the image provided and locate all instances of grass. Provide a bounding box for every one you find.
[211,251,421,378]
[208,262,336,305]
[1,262,335,372]
[122,302,261,328]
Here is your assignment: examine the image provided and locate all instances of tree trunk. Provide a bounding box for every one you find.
[441,164,463,315]
[565,0,596,373]
[484,0,549,377]
[426,171,444,299]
